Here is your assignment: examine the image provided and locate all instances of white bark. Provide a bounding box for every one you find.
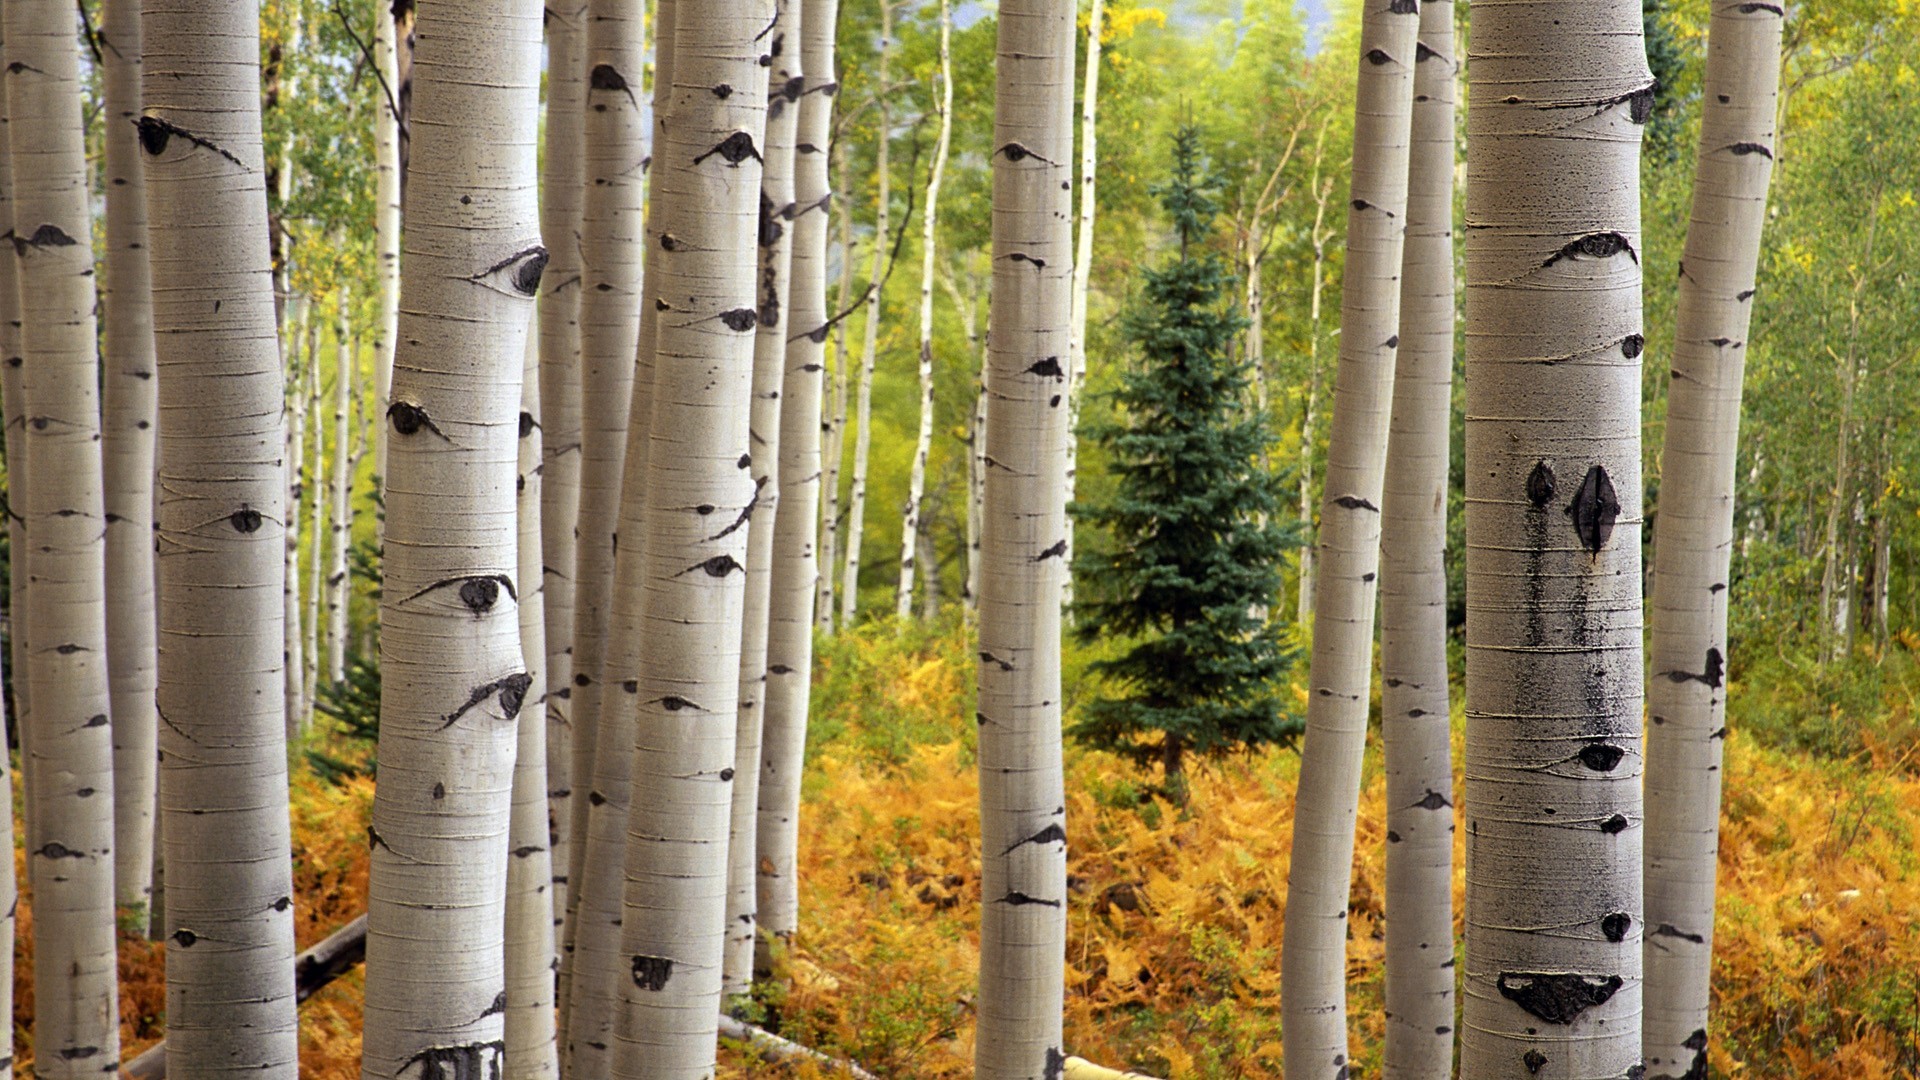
[726,0,804,996]
[1295,125,1334,627]
[5,1,121,1069]
[976,1,1075,1073]
[896,0,952,623]
[358,1,542,1074]
[0,61,27,768]
[327,297,354,684]
[607,3,771,1074]
[302,315,325,723]
[1280,0,1420,1071]
[1462,0,1651,1074]
[285,297,310,738]
[102,0,160,916]
[1379,3,1456,1075]
[1643,4,1782,1076]
[756,0,840,963]
[142,0,299,1071]
[816,148,855,635]
[1063,0,1102,617]
[840,1,893,631]
[373,0,401,491]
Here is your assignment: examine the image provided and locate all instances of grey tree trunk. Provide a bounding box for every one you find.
[284,297,310,737]
[816,145,855,635]
[102,0,160,917]
[1642,4,1782,1076]
[1062,0,1102,618]
[1279,0,1420,1071]
[0,66,28,768]
[5,1,122,1069]
[302,314,325,720]
[142,0,300,1071]
[1378,3,1456,1075]
[373,0,401,492]
[1295,123,1334,627]
[975,1,1075,1073]
[358,1,542,1074]
[1462,0,1651,1074]
[326,297,354,684]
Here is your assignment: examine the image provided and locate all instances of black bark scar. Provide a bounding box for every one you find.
[134,115,246,168]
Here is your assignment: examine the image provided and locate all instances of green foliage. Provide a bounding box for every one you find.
[1641,0,1690,162]
[308,646,381,783]
[1071,127,1301,781]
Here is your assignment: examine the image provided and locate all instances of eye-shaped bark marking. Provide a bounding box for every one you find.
[387,401,447,439]
[1543,232,1640,268]
[1365,48,1395,65]
[658,696,698,712]
[466,244,549,296]
[12,222,81,252]
[1737,1,1784,13]
[1524,1050,1548,1074]
[1412,789,1451,810]
[172,928,198,947]
[718,308,760,332]
[1662,647,1724,688]
[993,141,1060,166]
[134,115,246,167]
[1622,333,1645,359]
[1526,460,1557,507]
[979,651,1014,672]
[1651,923,1705,944]
[401,1041,507,1080]
[1629,85,1658,124]
[587,63,637,109]
[631,955,674,991]
[1567,464,1621,552]
[1600,813,1630,834]
[1726,141,1773,159]
[1601,912,1632,942]
[693,131,763,167]
[1415,41,1442,61]
[999,892,1062,908]
[1026,356,1065,379]
[38,842,86,859]
[712,83,736,99]
[1004,251,1047,271]
[1002,823,1067,855]
[438,672,534,729]
[477,989,507,1021]
[1577,743,1627,771]
[1496,972,1624,1024]
[230,507,264,533]
[1034,539,1068,562]
[519,410,536,438]
[678,554,744,579]
[1332,494,1380,512]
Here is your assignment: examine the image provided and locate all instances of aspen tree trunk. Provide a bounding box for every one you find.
[538,0,586,962]
[756,0,839,968]
[558,4,651,1069]
[726,0,804,996]
[142,0,300,1071]
[1063,0,1102,617]
[976,1,1075,1073]
[896,0,952,622]
[608,2,771,1073]
[840,2,893,630]
[509,327,561,1079]
[284,298,309,736]
[358,1,543,1075]
[1462,0,1651,1073]
[817,149,855,634]
[5,2,122,1069]
[327,299,353,683]
[1816,198,1874,668]
[373,0,401,489]
[1642,4,1782,1075]
[1378,3,1456,1075]
[967,380,986,615]
[1295,126,1333,626]
[303,316,325,717]
[0,88,27,756]
[1279,0,1420,1070]
[0,692,12,1080]
[102,0,160,916]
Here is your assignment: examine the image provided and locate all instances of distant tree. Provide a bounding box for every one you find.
[1071,127,1299,791]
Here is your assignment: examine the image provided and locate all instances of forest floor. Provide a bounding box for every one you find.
[10,620,1920,1077]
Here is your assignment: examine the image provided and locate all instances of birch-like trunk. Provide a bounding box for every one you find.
[726,0,803,996]
[559,4,651,1070]
[509,326,560,1079]
[816,146,855,634]
[839,1,893,630]
[756,0,839,966]
[142,0,299,1071]
[1295,130,1333,627]
[608,2,771,1073]
[976,1,1074,1073]
[358,1,542,1075]
[326,298,354,683]
[284,298,309,737]
[895,0,952,622]
[373,0,401,491]
[102,0,160,916]
[1279,0,1420,1070]
[5,1,122,1069]
[303,315,325,720]
[1378,4,1456,1075]
[0,72,27,757]
[538,0,587,965]
[1462,0,1651,1073]
[1062,0,1102,617]
[1642,4,1782,1075]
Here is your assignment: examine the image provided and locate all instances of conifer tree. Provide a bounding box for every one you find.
[1071,126,1298,792]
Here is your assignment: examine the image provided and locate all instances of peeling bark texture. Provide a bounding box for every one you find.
[358,1,541,1076]
[1643,4,1781,1076]
[1463,0,1650,1074]
[284,298,311,738]
[1280,0,1421,1073]
[563,2,662,1069]
[896,0,952,622]
[5,1,123,1070]
[608,2,772,1072]
[725,0,803,998]
[1062,0,1101,618]
[508,327,560,1079]
[373,0,401,491]
[142,0,299,1072]
[326,297,354,684]
[102,0,160,918]
[538,0,586,973]
[1379,3,1456,1077]
[976,2,1074,1074]
[839,1,893,631]
[757,0,838,959]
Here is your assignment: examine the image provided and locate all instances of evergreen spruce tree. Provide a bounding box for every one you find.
[1071,126,1299,793]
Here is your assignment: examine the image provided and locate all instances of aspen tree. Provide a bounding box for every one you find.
[1462,0,1651,1074]
[1278,0,1420,1069]
[327,298,353,683]
[1063,0,1102,616]
[896,0,953,622]
[141,0,300,1071]
[1643,3,1782,1075]
[0,696,11,1080]
[563,3,670,1068]
[976,0,1075,1072]
[284,297,310,735]
[1295,122,1334,625]
[357,0,543,1075]
[102,0,159,915]
[510,328,561,1079]
[817,150,855,634]
[840,0,893,629]
[726,0,804,996]
[6,1,121,1069]
[539,0,587,959]
[303,315,325,717]
[373,0,401,486]
[0,77,26,754]
[1378,1,1456,1074]
[757,0,840,963]
[608,2,772,1072]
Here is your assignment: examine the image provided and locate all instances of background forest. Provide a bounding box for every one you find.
[5,0,1920,1075]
